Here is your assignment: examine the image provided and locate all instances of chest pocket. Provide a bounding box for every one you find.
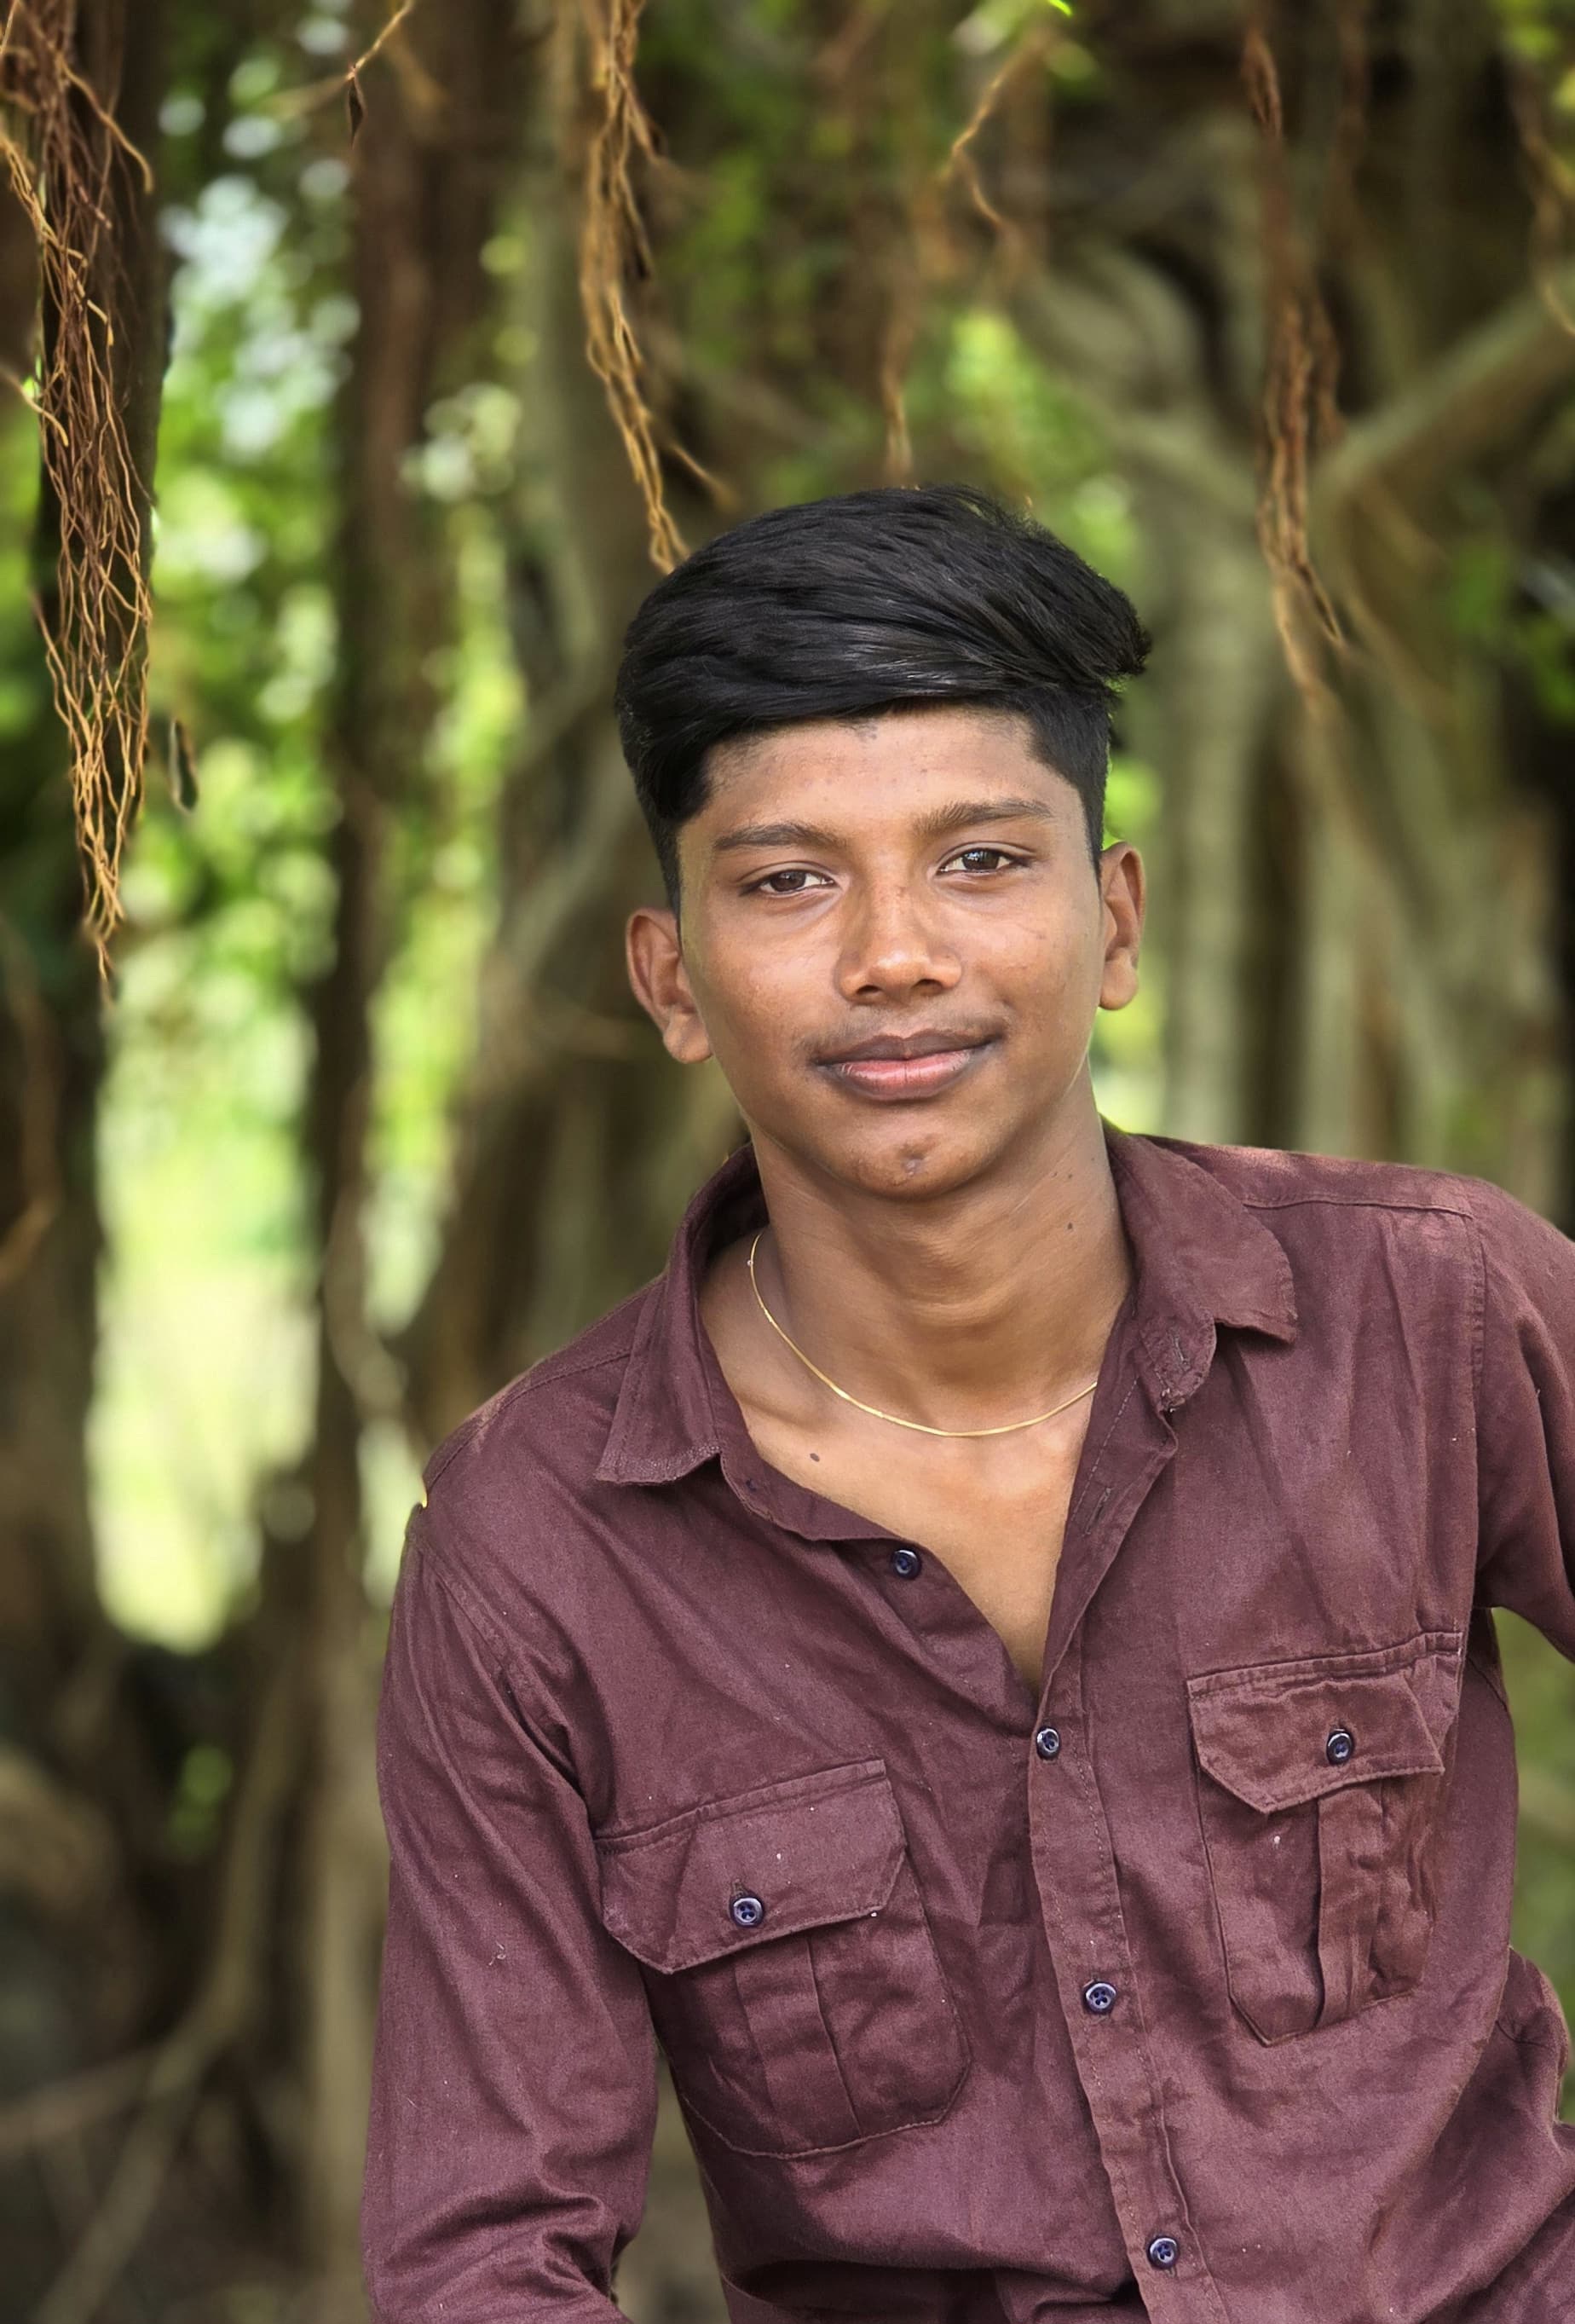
[595,1759,970,2157]
[1186,1632,1463,2045]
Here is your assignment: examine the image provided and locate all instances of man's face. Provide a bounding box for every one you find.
[626,702,1145,1201]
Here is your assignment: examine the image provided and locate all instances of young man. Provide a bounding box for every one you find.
[361,485,1575,2322]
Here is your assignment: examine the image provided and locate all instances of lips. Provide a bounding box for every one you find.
[815,1031,997,1101]
[820,1032,987,1061]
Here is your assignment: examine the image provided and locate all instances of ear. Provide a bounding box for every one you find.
[626,905,713,1063]
[1097,841,1145,1013]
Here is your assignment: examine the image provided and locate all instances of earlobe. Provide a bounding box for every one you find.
[1099,953,1141,1013]
[625,905,714,1065]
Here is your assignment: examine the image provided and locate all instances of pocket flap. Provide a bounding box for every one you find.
[1186,1634,1462,1814]
[595,1760,904,1974]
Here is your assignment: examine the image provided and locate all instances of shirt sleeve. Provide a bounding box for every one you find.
[361,1503,657,2321]
[1472,1178,1575,1662]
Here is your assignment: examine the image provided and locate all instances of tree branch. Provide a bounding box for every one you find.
[1318,260,1575,512]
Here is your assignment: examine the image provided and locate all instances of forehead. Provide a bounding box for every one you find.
[697,702,1069,820]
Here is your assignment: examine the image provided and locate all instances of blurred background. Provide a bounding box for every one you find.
[1,0,1573,2317]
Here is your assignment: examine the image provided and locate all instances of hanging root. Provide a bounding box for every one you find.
[1506,50,1575,338]
[0,0,156,969]
[877,283,918,485]
[939,11,1061,251]
[1242,2,1349,709]
[576,0,686,574]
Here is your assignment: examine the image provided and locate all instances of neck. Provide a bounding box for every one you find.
[746,1087,1130,1433]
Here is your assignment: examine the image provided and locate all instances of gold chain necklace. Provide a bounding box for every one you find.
[745,1228,1100,1440]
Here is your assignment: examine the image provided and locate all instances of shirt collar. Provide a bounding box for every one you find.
[594,1121,1297,1492]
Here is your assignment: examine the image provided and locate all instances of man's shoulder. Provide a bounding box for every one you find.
[419,1276,656,1507]
[395,1279,667,1695]
[1144,1130,1475,1213]
[1134,1128,1572,1284]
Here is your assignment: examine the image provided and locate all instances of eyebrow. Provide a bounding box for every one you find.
[710,795,1059,856]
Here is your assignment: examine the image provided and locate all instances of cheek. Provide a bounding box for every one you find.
[689,944,814,1071]
[982,916,1104,1046]
[727,957,808,1034]
[998,914,1094,993]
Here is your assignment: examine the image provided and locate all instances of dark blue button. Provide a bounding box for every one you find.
[1082,1980,1118,2015]
[889,1545,923,1579]
[1035,1726,1062,1760]
[1326,1726,1356,1767]
[730,1892,764,1928]
[1146,2234,1180,2269]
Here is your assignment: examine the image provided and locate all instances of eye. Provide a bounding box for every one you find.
[944,846,1024,875]
[747,867,834,896]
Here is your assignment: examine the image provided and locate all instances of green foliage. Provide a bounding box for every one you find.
[1500,1614,1575,2115]
[167,1741,235,1859]
[0,439,47,755]
[1493,0,1575,64]
[1445,534,1575,726]
[938,309,1136,581]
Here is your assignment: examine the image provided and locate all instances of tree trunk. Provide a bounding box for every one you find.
[290,8,528,2310]
[398,4,741,1448]
[0,2,169,2308]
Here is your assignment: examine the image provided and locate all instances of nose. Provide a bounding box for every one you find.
[836,877,962,1003]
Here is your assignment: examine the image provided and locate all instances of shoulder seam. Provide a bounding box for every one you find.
[1240,1190,1473,1220]
[406,1523,586,1788]
[1467,1201,1489,1428]
[407,1518,510,1675]
[424,1335,639,1492]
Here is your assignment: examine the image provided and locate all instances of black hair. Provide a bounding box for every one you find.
[613,482,1151,910]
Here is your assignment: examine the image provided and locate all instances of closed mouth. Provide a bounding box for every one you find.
[814,1035,999,1100]
[816,1031,996,1066]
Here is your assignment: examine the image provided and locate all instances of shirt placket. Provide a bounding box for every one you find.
[1027,1348,1232,2322]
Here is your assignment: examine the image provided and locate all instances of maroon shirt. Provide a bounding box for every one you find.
[361,1125,1575,2322]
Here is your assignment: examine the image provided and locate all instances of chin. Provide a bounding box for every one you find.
[744,1096,1020,1203]
[828,1129,1003,1201]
